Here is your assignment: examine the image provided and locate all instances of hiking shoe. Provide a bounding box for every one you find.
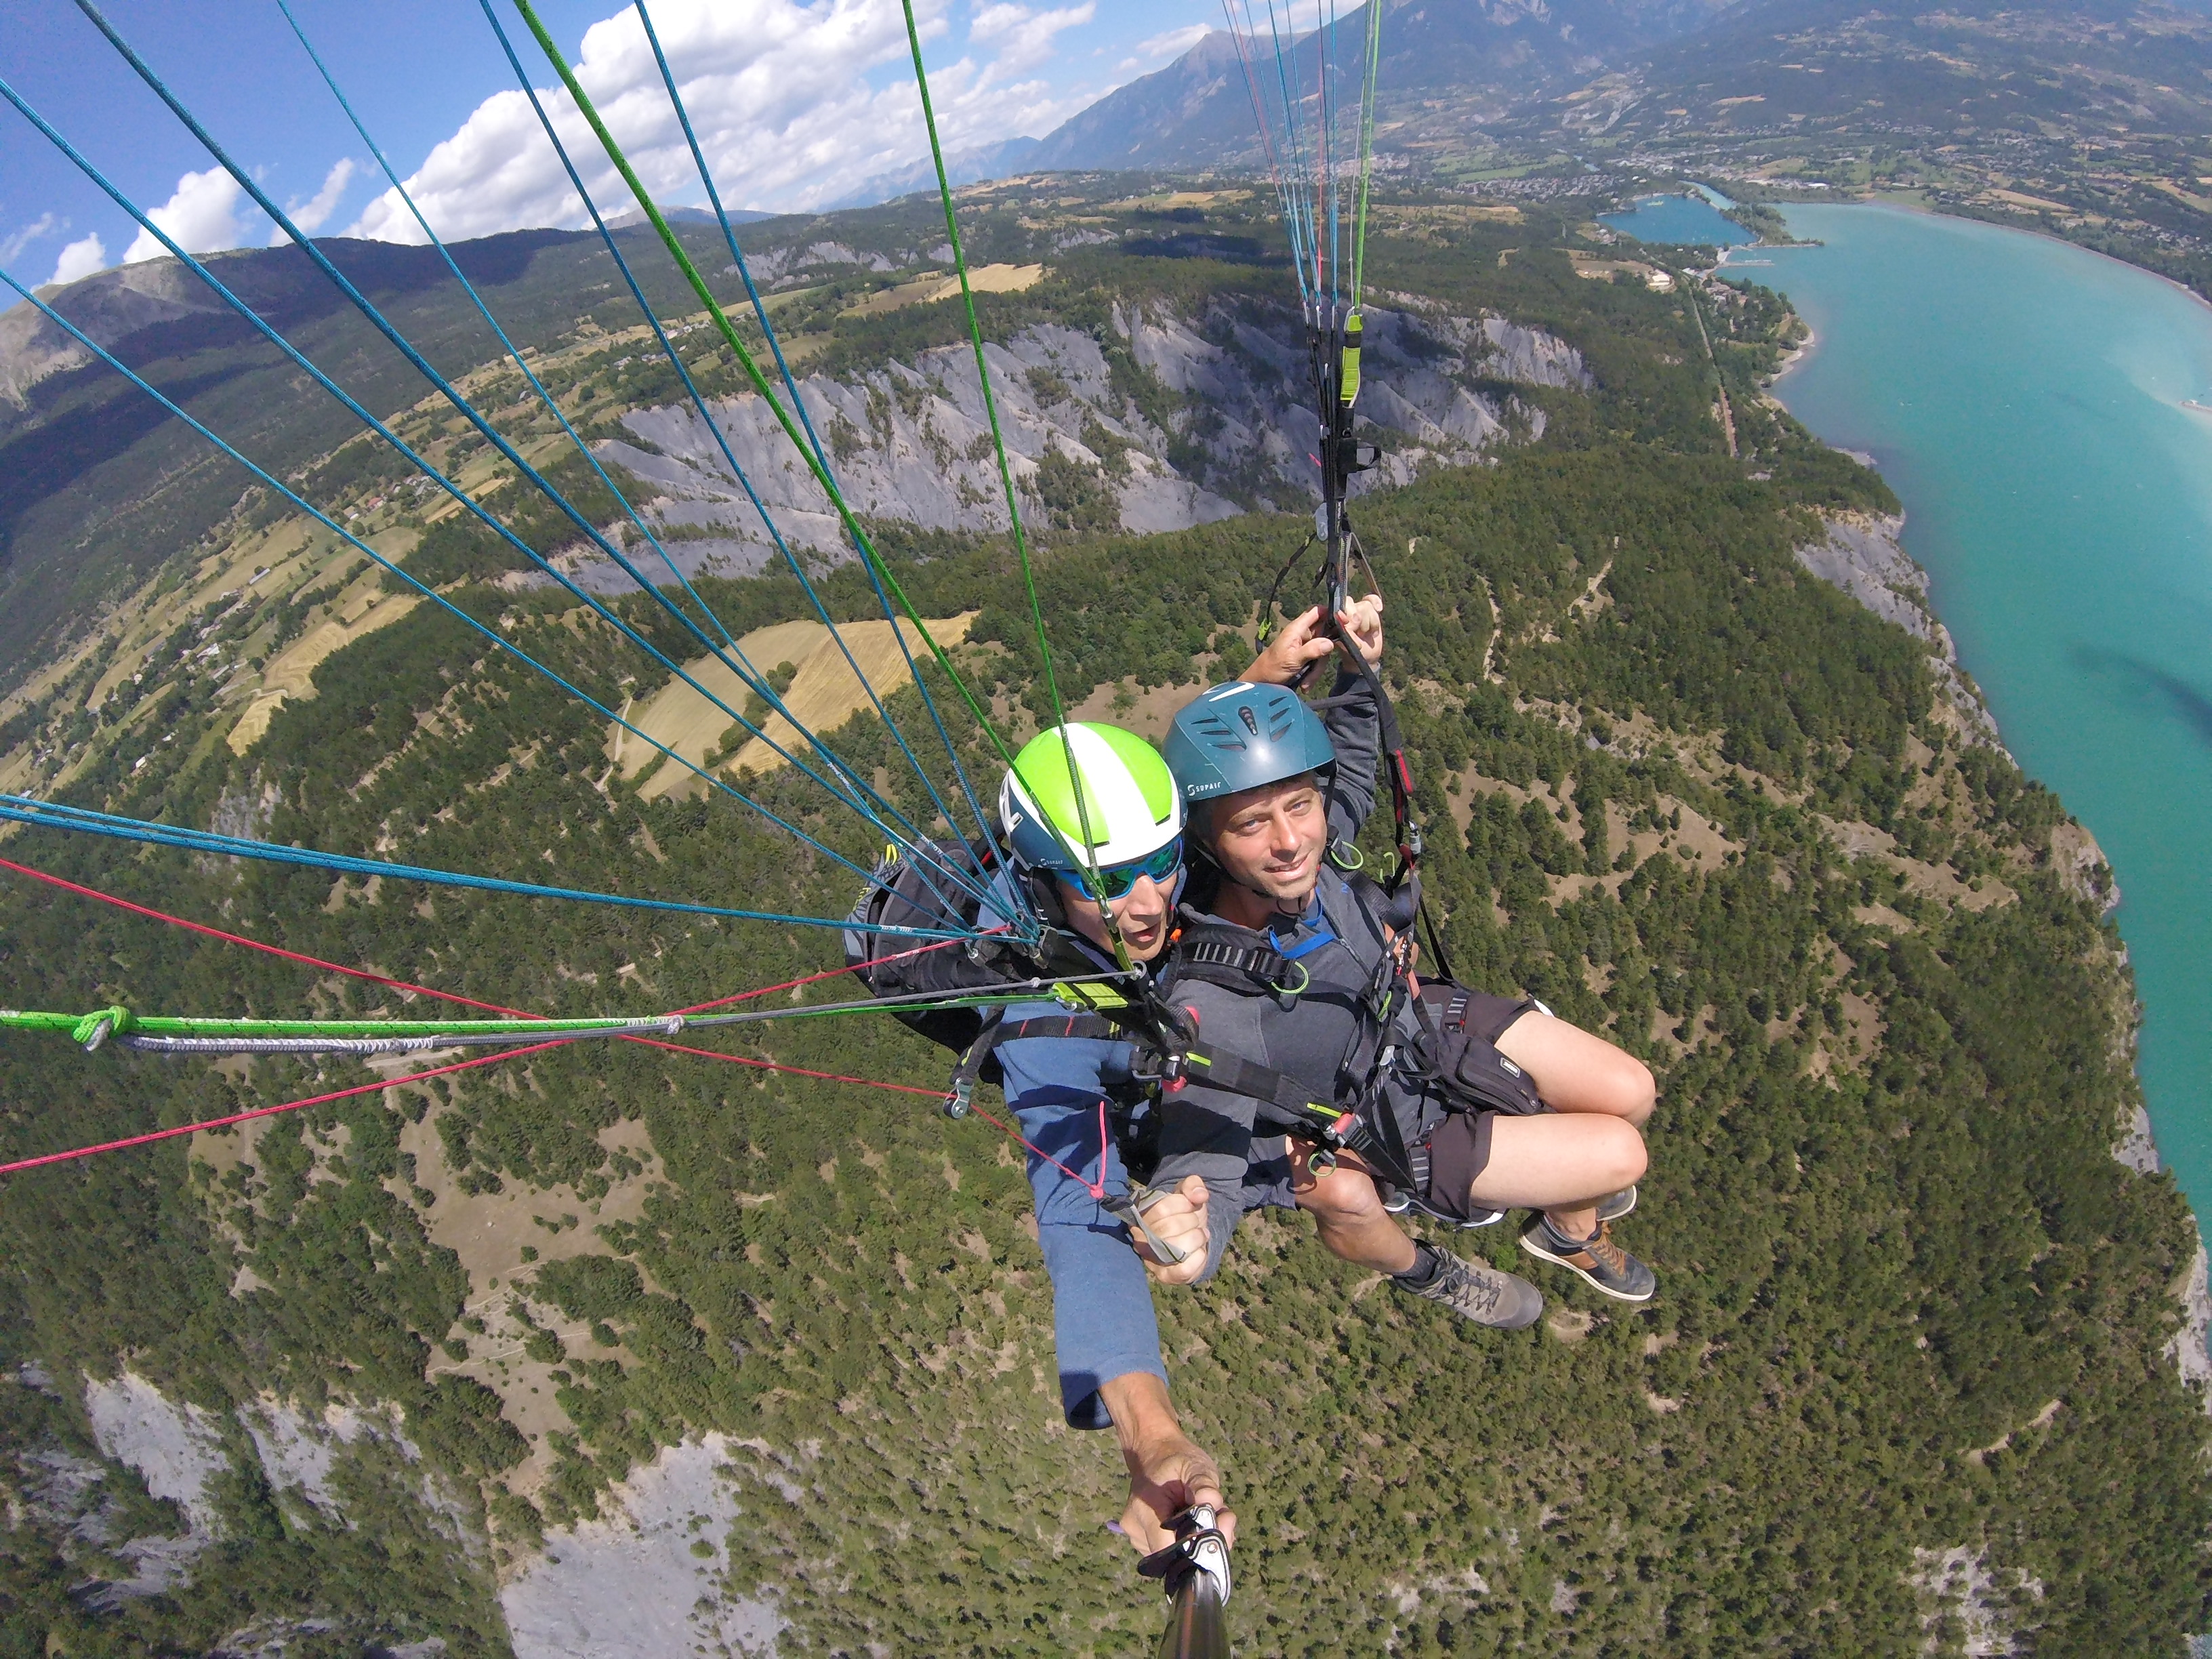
[1598,1185,1637,1223]
[1397,1247,1544,1330]
[1520,1216,1656,1303]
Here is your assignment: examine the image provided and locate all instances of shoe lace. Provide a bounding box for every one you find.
[1437,1255,1502,1317]
[1582,1223,1631,1276]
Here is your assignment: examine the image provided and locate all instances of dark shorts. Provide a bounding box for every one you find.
[1456,988,1544,1046]
[1420,990,1545,1219]
[1423,1109,1498,1219]
[1248,991,1546,1219]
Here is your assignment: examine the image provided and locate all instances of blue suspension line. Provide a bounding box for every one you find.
[476,0,1023,929]
[268,1,991,928]
[0,796,968,940]
[632,4,833,479]
[630,0,1009,888]
[1223,0,1309,306]
[279,0,737,655]
[0,265,882,895]
[7,107,996,934]
[1265,2,1317,298]
[58,7,1004,924]
[1325,0,1340,308]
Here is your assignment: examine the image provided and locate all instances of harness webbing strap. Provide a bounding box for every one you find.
[1179,938,1294,986]
[1176,1044,1343,1136]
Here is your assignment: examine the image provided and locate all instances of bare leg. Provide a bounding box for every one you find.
[1495,1011,1656,1126]
[1288,1147,1417,1273]
[1464,1113,1648,1238]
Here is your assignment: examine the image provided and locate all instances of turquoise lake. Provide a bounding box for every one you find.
[1599,190,1753,247]
[1622,195,2212,1227]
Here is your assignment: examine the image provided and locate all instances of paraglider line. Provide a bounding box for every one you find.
[0,1040,575,1177]
[487,1,1018,926]
[0,264,929,907]
[630,0,1009,890]
[44,12,1002,926]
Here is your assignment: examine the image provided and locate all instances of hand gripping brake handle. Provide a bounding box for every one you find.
[1141,1504,1232,1659]
[1103,1179,1192,1267]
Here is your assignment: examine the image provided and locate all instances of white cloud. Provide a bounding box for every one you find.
[1,212,58,266]
[1127,22,1210,66]
[344,0,1101,243]
[123,167,258,265]
[271,157,357,244]
[970,3,1094,73]
[49,232,106,287]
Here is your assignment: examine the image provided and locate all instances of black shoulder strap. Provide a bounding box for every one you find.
[1174,1042,1347,1140]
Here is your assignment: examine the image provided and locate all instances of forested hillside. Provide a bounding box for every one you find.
[1,188,2206,1656]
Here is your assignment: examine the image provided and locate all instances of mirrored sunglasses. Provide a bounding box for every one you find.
[1076,837,1183,901]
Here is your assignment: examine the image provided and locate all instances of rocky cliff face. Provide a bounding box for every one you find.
[572,298,1587,592]
[1795,510,2122,914]
[1793,510,2005,744]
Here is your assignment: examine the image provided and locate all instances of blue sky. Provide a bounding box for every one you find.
[1,0,1218,289]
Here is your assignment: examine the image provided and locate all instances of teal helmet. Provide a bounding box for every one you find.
[1164,681,1337,808]
[998,722,1183,874]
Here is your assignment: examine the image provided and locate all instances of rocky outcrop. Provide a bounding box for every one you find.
[501,1434,785,1658]
[1795,511,2005,745]
[83,1371,228,1536]
[568,299,1586,594]
[2169,1244,2212,1412]
[0,259,232,420]
[2114,1103,2162,1175]
[737,241,899,285]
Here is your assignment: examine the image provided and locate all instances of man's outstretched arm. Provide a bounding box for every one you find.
[1101,1370,1240,1555]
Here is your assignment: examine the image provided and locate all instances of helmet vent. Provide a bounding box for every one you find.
[1191,713,1245,751]
[1238,705,1260,737]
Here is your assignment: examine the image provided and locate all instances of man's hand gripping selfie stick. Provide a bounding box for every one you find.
[1141,1502,1232,1659]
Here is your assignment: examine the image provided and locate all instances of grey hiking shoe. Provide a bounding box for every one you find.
[1599,1185,1637,1223]
[1520,1216,1656,1303]
[1397,1247,1544,1330]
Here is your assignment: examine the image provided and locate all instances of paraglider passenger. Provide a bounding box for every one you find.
[1149,599,1659,1318]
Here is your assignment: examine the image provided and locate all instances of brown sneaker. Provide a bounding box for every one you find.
[1520,1216,1656,1303]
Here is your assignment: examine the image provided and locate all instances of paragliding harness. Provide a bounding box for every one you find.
[1158,868,1548,1224]
[840,834,1115,1053]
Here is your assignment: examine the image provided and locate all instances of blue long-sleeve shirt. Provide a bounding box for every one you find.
[983,876,1168,1431]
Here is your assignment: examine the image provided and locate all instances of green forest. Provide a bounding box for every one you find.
[1,184,2205,1656]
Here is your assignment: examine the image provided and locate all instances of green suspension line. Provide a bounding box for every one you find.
[510,0,1024,790]
[4,979,1127,1054]
[1351,0,1384,312]
[895,0,1122,943]
[514,0,1115,902]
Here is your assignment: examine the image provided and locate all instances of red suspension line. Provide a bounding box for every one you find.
[0,859,1083,1178]
[0,1040,576,1176]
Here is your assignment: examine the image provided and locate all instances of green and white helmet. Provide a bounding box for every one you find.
[998,723,1183,874]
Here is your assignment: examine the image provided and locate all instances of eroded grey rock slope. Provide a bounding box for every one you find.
[563,299,1588,593]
